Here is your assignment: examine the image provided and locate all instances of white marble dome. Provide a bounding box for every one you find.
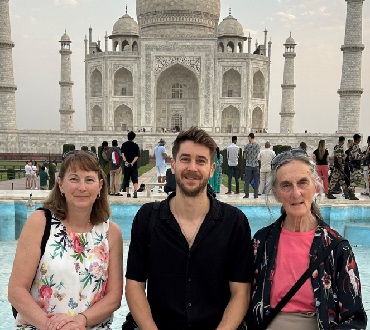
[60,32,71,42]
[218,14,244,38]
[112,13,139,36]
[285,35,296,45]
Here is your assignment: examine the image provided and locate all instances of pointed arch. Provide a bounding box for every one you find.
[227,41,234,53]
[114,67,133,96]
[91,105,103,131]
[218,42,225,52]
[253,70,265,98]
[222,69,241,97]
[251,107,263,132]
[132,41,138,52]
[238,42,243,53]
[221,106,240,133]
[114,104,133,131]
[122,40,129,51]
[156,64,199,131]
[113,41,119,51]
[90,69,102,97]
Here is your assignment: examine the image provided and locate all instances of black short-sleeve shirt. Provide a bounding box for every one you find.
[313,149,329,165]
[126,193,254,330]
[121,141,140,167]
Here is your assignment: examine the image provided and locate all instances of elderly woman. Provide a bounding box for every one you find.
[248,149,367,329]
[8,150,123,330]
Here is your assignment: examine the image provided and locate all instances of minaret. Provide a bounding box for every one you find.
[59,30,74,131]
[337,0,364,133]
[279,33,296,134]
[0,0,17,130]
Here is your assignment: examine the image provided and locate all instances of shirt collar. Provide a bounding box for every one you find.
[161,191,223,221]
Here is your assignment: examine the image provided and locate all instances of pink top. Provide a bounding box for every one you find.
[271,227,316,312]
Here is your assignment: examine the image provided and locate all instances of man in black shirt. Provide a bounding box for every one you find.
[121,131,140,198]
[126,127,253,330]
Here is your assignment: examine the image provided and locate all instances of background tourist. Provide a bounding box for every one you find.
[299,141,307,152]
[108,139,123,196]
[121,131,140,198]
[257,141,275,195]
[344,139,353,188]
[31,161,38,189]
[8,150,123,329]
[225,136,240,194]
[100,140,110,189]
[361,136,370,196]
[153,138,167,193]
[243,133,260,199]
[248,149,367,329]
[25,160,32,189]
[312,139,329,196]
[327,136,349,199]
[38,165,49,190]
[209,146,223,193]
[348,133,362,200]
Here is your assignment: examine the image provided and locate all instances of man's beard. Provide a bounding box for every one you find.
[175,171,209,197]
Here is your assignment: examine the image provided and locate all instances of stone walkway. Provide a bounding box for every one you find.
[0,168,369,204]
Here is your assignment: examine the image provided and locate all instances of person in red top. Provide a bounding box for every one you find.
[312,139,329,195]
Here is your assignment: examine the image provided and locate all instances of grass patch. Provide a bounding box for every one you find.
[221,174,257,193]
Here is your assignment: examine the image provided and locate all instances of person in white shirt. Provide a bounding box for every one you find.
[31,161,38,189]
[226,136,240,194]
[257,141,276,195]
[153,138,168,192]
[24,161,33,189]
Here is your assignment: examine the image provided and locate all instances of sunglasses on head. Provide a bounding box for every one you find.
[271,147,308,170]
[62,150,98,161]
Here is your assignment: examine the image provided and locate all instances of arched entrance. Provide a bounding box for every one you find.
[221,106,240,133]
[156,64,199,132]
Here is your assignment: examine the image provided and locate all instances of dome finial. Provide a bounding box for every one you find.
[229,7,232,16]
[126,4,128,15]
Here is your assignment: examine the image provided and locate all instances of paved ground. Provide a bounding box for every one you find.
[0,168,369,204]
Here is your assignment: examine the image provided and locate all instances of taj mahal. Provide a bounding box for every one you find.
[0,0,365,154]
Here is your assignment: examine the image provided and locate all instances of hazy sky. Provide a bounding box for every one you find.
[8,0,370,137]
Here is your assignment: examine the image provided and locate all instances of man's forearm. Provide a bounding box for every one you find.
[125,280,158,330]
[216,287,250,330]
[131,156,139,165]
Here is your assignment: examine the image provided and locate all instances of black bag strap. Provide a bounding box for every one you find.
[12,207,52,319]
[257,236,346,330]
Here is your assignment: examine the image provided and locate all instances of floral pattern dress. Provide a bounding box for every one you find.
[16,214,112,329]
[248,215,367,329]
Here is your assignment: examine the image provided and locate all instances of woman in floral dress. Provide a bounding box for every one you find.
[8,150,123,330]
[248,149,367,329]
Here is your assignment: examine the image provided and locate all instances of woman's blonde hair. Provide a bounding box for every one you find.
[43,151,110,224]
[317,139,326,160]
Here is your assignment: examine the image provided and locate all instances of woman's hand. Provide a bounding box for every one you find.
[46,313,86,330]
[59,320,86,330]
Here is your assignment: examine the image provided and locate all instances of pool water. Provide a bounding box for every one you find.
[1,202,369,328]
